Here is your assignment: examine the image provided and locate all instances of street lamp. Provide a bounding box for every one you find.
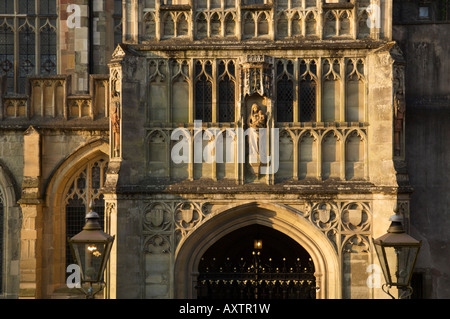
[373,211,421,299]
[68,202,115,299]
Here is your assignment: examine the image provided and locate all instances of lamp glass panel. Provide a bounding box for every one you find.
[72,241,107,282]
[383,245,419,286]
[374,243,391,284]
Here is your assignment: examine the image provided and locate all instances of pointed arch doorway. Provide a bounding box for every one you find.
[174,203,341,299]
[196,224,317,299]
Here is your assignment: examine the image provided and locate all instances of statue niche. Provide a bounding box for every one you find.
[246,101,267,177]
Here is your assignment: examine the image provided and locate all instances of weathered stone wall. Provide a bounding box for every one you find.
[393,21,450,298]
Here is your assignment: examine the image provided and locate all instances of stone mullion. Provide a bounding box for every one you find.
[155,1,161,41]
[317,130,322,180]
[340,133,345,180]
[340,58,345,122]
[293,133,299,180]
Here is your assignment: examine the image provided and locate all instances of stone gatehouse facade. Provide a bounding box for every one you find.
[1,0,447,299]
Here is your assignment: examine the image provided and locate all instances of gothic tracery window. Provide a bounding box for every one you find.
[299,60,317,122]
[276,60,294,122]
[218,61,235,122]
[0,0,57,94]
[65,158,108,267]
[195,60,213,122]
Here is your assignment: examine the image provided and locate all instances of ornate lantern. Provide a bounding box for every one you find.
[373,212,421,299]
[68,203,115,298]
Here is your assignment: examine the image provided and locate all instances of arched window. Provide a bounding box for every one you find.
[276,60,294,122]
[65,158,109,267]
[0,0,57,93]
[299,60,317,122]
[40,22,57,75]
[218,61,235,122]
[18,21,36,92]
[0,22,15,92]
[195,61,213,122]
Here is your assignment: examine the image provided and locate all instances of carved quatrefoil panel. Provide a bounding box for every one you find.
[174,201,205,237]
[310,202,339,231]
[143,202,172,232]
[341,202,371,232]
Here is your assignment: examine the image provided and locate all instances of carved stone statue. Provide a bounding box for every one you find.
[394,89,405,156]
[247,104,266,169]
[248,103,266,129]
[111,101,120,157]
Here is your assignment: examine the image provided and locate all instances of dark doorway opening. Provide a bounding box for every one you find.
[196,224,317,299]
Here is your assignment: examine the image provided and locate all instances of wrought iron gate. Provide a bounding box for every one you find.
[196,252,317,299]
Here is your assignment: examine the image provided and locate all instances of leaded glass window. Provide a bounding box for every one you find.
[0,22,15,92]
[218,61,235,123]
[277,75,294,122]
[299,60,317,122]
[19,21,36,92]
[299,76,317,122]
[195,61,213,122]
[276,60,294,122]
[40,21,57,75]
[65,158,108,267]
[0,0,57,94]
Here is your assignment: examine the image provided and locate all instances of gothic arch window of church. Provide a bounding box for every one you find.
[276,129,294,179]
[345,130,365,180]
[257,11,269,36]
[64,158,109,267]
[224,12,236,36]
[195,60,213,122]
[0,0,57,94]
[147,130,169,177]
[176,13,189,37]
[357,10,370,39]
[210,12,221,37]
[324,10,337,38]
[276,11,288,38]
[338,10,351,37]
[18,20,36,92]
[162,13,175,38]
[243,12,255,38]
[276,60,294,122]
[144,12,156,40]
[345,58,365,122]
[39,20,57,75]
[196,12,208,39]
[321,130,341,179]
[305,11,317,36]
[291,11,302,37]
[0,21,15,93]
[322,58,341,122]
[218,60,236,122]
[299,59,318,122]
[299,130,318,179]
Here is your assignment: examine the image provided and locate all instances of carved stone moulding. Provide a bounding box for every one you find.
[240,55,274,98]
